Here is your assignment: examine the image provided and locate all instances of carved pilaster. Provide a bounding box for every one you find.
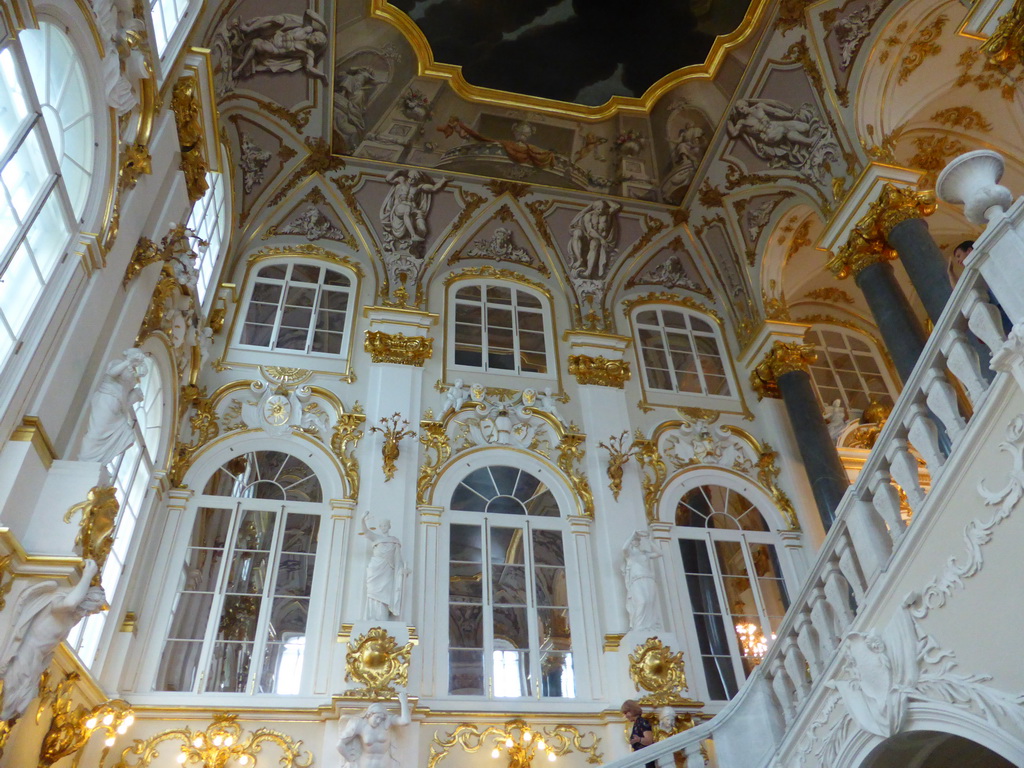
[750,342,818,400]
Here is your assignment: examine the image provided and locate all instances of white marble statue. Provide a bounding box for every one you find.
[0,560,105,720]
[337,692,411,768]
[823,398,848,442]
[621,530,662,632]
[658,706,677,733]
[568,200,620,279]
[224,10,328,85]
[537,387,565,425]
[442,379,468,414]
[77,349,149,470]
[92,0,147,115]
[379,169,447,255]
[362,512,410,621]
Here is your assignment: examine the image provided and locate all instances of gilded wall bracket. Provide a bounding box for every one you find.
[598,430,639,500]
[370,413,417,481]
[63,486,120,580]
[344,627,414,699]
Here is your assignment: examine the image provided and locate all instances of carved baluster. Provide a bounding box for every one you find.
[794,612,824,679]
[869,469,907,543]
[822,557,855,634]
[781,637,810,706]
[922,367,967,441]
[834,530,867,604]
[885,438,926,511]
[682,742,705,767]
[767,659,794,725]
[964,285,1006,354]
[906,402,945,473]
[809,585,839,652]
[941,330,989,406]
[845,494,893,581]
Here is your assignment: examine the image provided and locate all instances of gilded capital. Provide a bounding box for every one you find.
[982,0,1024,69]
[873,183,936,238]
[364,331,433,366]
[750,341,817,400]
[567,354,631,387]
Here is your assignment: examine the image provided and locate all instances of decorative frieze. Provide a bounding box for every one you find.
[364,331,433,366]
[567,354,631,387]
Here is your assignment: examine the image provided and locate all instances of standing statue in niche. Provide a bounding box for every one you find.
[225,10,328,85]
[621,530,662,632]
[337,692,411,768]
[0,560,105,721]
[334,65,384,152]
[362,512,410,621]
[77,349,149,473]
[379,169,447,256]
[568,200,620,279]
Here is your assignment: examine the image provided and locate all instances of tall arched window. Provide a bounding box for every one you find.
[239,261,354,356]
[634,308,733,397]
[451,283,551,375]
[0,23,95,363]
[154,450,324,694]
[447,466,574,699]
[186,159,229,306]
[673,484,789,700]
[804,326,897,411]
[70,353,164,664]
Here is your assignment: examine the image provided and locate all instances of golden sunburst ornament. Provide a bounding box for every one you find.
[628,637,687,705]
[345,627,414,698]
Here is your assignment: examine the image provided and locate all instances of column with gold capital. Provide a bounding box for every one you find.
[751,340,849,528]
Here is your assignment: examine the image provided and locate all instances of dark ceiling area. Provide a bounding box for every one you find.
[390,0,752,106]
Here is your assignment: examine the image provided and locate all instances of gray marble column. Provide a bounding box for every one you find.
[854,261,928,383]
[777,369,849,530]
[886,217,951,325]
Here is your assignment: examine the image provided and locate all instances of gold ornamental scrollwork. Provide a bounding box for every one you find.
[63,486,120,579]
[633,436,666,524]
[983,0,1024,69]
[0,554,14,611]
[168,387,219,488]
[755,446,799,530]
[428,720,603,768]
[417,420,451,505]
[344,627,414,699]
[332,408,366,501]
[567,355,631,388]
[124,225,206,286]
[369,413,417,482]
[556,429,595,517]
[171,76,209,204]
[113,714,312,767]
[37,671,135,768]
[750,342,818,400]
[364,331,434,366]
[628,637,692,708]
[598,430,639,501]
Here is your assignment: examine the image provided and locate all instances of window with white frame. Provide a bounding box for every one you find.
[155,450,324,694]
[0,24,94,365]
[149,0,191,57]
[69,354,163,665]
[447,465,575,699]
[634,308,732,396]
[452,283,551,375]
[186,166,228,305]
[804,326,897,412]
[673,485,789,700]
[239,261,354,356]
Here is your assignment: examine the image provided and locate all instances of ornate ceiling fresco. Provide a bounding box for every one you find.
[384,0,754,105]
[196,0,1019,352]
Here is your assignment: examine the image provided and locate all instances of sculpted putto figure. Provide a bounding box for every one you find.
[78,349,149,470]
[568,200,620,279]
[379,170,447,255]
[338,692,411,768]
[726,98,838,184]
[621,530,662,632]
[0,560,105,721]
[362,512,410,621]
[226,10,328,84]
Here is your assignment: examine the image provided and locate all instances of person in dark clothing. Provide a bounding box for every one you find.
[622,699,655,768]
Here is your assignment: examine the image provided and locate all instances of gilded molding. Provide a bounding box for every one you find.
[345,627,413,699]
[755,446,799,530]
[803,287,855,304]
[369,413,417,482]
[11,416,58,468]
[0,553,13,611]
[168,388,219,487]
[171,76,209,204]
[249,243,365,277]
[983,0,1024,69]
[63,486,119,579]
[268,137,346,207]
[597,430,638,501]
[621,292,720,322]
[417,420,451,505]
[124,226,205,286]
[568,355,631,388]
[750,342,818,400]
[898,15,947,83]
[557,430,595,517]
[444,265,551,299]
[331,409,366,501]
[428,720,602,768]
[634,437,666,523]
[113,715,312,767]
[364,331,433,366]
[38,672,134,768]
[628,637,693,707]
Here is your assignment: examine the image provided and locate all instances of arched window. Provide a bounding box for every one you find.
[673,485,789,700]
[150,0,192,57]
[634,308,733,397]
[70,354,164,664]
[447,466,574,699]
[154,451,324,694]
[804,326,897,412]
[452,283,551,375]
[0,23,95,363]
[239,261,354,356]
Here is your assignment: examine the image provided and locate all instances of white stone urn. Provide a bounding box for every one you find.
[936,150,1014,226]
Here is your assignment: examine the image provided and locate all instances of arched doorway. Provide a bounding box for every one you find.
[861,731,1016,768]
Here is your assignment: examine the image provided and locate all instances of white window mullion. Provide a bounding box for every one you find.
[304,272,325,354]
[482,518,496,697]
[196,500,244,693]
[247,503,287,694]
[704,532,747,686]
